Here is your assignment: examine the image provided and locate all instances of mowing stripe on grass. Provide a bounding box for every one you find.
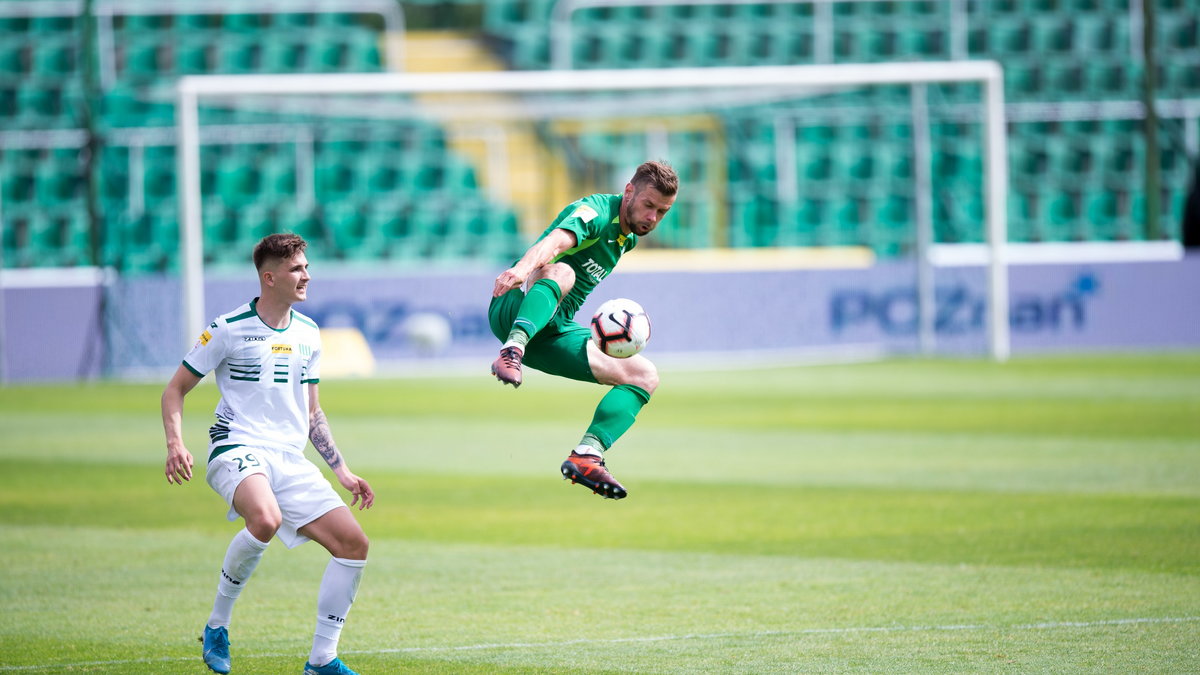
[2,616,1195,672]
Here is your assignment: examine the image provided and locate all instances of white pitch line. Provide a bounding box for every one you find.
[1,616,1196,671]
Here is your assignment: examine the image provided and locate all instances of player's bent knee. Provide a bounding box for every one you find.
[349,533,369,560]
[538,262,576,294]
[333,531,369,560]
[637,365,659,395]
[245,513,282,541]
[622,357,658,394]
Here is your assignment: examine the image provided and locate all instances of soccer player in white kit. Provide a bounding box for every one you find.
[162,233,373,675]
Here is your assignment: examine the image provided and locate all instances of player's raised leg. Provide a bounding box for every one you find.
[561,343,658,499]
[491,260,577,388]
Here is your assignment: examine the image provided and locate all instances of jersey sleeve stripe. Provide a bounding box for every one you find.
[293,313,318,329]
[182,360,203,377]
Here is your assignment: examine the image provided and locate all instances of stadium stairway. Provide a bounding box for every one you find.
[401,30,574,236]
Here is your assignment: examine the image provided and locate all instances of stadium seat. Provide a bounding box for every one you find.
[315,160,355,199]
[276,203,325,251]
[216,37,258,74]
[214,162,260,206]
[1041,191,1081,239]
[223,12,267,33]
[1008,190,1037,241]
[168,37,207,77]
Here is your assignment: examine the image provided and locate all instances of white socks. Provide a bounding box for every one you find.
[204,531,366,667]
[208,528,270,628]
[309,557,367,667]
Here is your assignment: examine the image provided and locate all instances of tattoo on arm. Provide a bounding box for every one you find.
[309,408,343,470]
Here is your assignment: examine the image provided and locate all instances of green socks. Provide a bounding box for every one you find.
[505,278,562,348]
[579,384,652,453]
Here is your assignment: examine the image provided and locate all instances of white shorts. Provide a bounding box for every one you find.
[205,445,346,549]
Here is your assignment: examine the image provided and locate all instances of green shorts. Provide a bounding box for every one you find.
[489,289,597,384]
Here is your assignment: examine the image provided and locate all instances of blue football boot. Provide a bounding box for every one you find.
[304,657,359,675]
[201,625,231,674]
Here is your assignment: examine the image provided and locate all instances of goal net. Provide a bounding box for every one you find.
[173,62,1010,366]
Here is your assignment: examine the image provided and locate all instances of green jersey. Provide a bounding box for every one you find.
[535,193,637,321]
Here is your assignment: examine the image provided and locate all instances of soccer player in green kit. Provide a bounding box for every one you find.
[489,160,678,499]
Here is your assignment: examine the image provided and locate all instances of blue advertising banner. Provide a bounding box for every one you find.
[4,255,1199,382]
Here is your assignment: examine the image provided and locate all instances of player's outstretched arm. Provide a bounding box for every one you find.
[308,384,374,510]
[161,364,202,485]
[492,228,577,297]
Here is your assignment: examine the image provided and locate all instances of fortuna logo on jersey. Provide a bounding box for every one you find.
[580,258,609,283]
[272,344,293,354]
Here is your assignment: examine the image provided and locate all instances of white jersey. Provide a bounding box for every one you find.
[183,298,322,457]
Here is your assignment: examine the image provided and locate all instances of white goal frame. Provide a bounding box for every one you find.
[176,62,1011,361]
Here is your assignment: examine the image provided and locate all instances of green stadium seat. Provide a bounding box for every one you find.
[31,14,75,34]
[346,31,382,69]
[801,149,833,182]
[276,203,324,248]
[0,86,17,119]
[1074,15,1119,53]
[439,157,479,196]
[0,15,30,34]
[991,18,1032,55]
[173,37,211,75]
[16,85,61,122]
[175,13,218,32]
[32,37,75,76]
[231,201,273,241]
[315,11,359,29]
[143,161,175,209]
[214,162,260,206]
[1008,190,1037,241]
[1084,191,1119,237]
[274,12,316,29]
[315,160,354,199]
[261,38,305,72]
[258,156,296,197]
[122,34,165,81]
[1045,62,1086,98]
[1083,60,1132,96]
[224,13,267,33]
[1041,191,1081,239]
[1160,12,1198,52]
[122,12,169,32]
[1033,17,1074,53]
[324,203,367,256]
[1163,61,1200,95]
[216,38,258,74]
[364,197,412,243]
[0,42,27,76]
[311,38,347,72]
[202,202,237,246]
[1006,62,1043,99]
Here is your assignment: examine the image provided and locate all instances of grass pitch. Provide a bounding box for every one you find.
[1,353,1198,673]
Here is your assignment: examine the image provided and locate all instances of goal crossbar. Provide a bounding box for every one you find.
[176,62,1010,361]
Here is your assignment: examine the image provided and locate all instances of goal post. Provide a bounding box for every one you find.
[176,61,1011,361]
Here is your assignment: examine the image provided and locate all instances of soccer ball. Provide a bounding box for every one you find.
[590,298,651,358]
